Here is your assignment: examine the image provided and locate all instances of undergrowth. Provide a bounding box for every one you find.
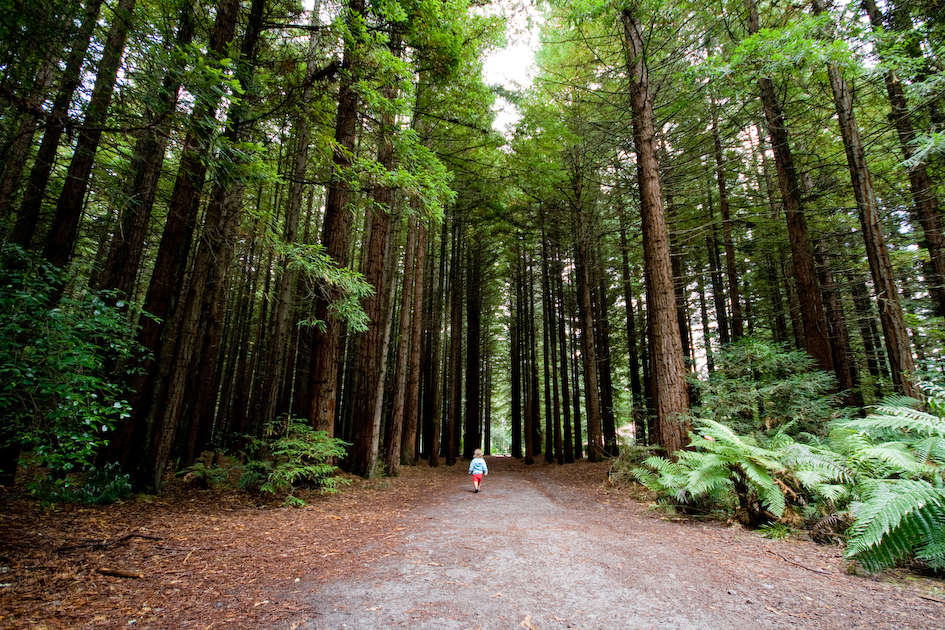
[625,341,945,574]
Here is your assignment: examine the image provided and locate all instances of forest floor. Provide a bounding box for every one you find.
[2,456,944,630]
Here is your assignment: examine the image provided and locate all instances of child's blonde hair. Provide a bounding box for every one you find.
[474,448,483,458]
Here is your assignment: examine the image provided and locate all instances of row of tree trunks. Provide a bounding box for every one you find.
[862,0,945,318]
[103,0,243,487]
[9,0,106,248]
[815,0,917,399]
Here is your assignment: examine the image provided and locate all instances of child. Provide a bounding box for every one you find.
[467,448,488,493]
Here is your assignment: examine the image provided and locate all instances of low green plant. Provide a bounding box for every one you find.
[28,462,132,505]
[255,418,350,506]
[634,418,786,526]
[177,461,228,489]
[830,385,945,572]
[0,246,145,476]
[759,522,792,540]
[607,443,658,489]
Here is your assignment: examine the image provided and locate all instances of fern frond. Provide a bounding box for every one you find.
[857,443,921,474]
[845,479,945,572]
[686,465,732,498]
[739,459,785,517]
[694,418,746,447]
[842,407,945,438]
[813,483,850,503]
[909,436,945,468]
[781,444,855,486]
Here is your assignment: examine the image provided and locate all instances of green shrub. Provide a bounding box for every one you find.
[831,385,945,572]
[177,460,228,489]
[692,338,840,436]
[0,246,144,476]
[634,418,786,526]
[28,462,132,505]
[253,418,350,506]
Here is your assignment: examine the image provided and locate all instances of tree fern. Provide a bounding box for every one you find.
[844,479,945,572]
[634,418,787,524]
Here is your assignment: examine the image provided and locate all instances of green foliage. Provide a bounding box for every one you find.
[634,418,786,525]
[637,375,945,572]
[692,338,840,435]
[830,386,945,572]
[252,418,351,507]
[0,246,143,474]
[178,460,228,489]
[28,462,133,506]
[759,522,792,540]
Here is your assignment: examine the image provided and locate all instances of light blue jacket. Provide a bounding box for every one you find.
[468,457,488,475]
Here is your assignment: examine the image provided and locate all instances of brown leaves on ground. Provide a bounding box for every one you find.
[0,462,458,630]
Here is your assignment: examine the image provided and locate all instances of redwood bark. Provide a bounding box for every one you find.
[711,100,744,339]
[862,0,945,318]
[386,217,418,475]
[104,0,241,480]
[746,0,833,373]
[306,0,366,436]
[621,8,690,458]
[98,3,195,298]
[401,221,427,465]
[570,151,605,463]
[618,217,644,408]
[144,0,267,492]
[43,0,137,270]
[11,0,105,249]
[816,0,917,397]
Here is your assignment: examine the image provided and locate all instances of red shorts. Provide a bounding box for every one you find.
[472,473,483,483]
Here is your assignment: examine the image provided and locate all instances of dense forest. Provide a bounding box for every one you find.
[1,0,944,565]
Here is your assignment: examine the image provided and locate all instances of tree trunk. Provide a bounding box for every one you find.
[387,217,418,475]
[816,0,917,398]
[510,251,523,459]
[570,153,605,463]
[258,10,322,432]
[143,0,267,492]
[862,0,945,318]
[306,0,366,436]
[445,215,463,467]
[97,7,194,298]
[618,218,644,408]
[43,0,137,270]
[401,220,427,465]
[747,0,834,374]
[815,240,862,408]
[0,61,55,219]
[464,242,483,460]
[621,8,689,458]
[103,0,241,480]
[10,0,105,250]
[542,215,564,464]
[554,240,575,463]
[347,36,400,477]
[711,99,744,340]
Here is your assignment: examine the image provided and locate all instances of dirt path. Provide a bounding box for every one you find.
[301,457,944,630]
[2,457,944,629]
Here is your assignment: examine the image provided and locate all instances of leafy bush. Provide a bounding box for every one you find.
[692,338,840,435]
[634,418,786,526]
[28,462,132,505]
[635,375,945,573]
[178,460,229,489]
[0,246,144,475]
[831,386,945,572]
[251,418,350,507]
